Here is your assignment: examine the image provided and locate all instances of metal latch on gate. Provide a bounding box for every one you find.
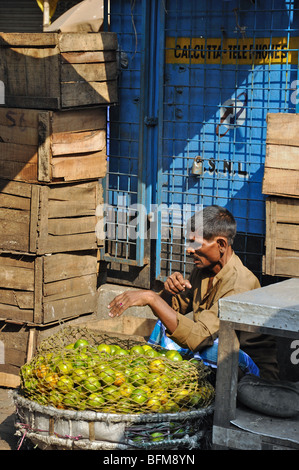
[144,116,158,127]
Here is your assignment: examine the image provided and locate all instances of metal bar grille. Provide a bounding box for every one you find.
[103,0,144,266]
[157,0,299,281]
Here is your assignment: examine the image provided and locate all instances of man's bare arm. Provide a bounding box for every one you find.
[108,290,178,333]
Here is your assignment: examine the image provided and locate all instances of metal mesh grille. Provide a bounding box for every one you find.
[106,0,298,284]
[157,0,298,281]
[104,0,142,265]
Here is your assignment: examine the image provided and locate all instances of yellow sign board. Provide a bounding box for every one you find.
[165,37,299,65]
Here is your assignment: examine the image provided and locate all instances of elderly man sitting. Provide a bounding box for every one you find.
[108,205,279,381]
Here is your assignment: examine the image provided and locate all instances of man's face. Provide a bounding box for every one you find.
[186,231,221,270]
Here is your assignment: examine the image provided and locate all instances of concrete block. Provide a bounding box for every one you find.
[97,283,156,320]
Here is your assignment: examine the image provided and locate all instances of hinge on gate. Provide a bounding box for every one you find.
[144,116,158,127]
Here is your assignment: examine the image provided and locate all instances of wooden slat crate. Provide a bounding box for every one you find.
[263,196,299,277]
[0,107,107,183]
[262,113,299,198]
[0,179,103,254]
[0,251,98,325]
[0,32,118,110]
[0,322,32,388]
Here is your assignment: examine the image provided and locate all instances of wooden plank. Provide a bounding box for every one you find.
[1,47,59,99]
[0,219,29,252]
[0,32,58,46]
[51,129,106,156]
[45,233,98,253]
[29,184,40,253]
[0,364,22,375]
[0,289,34,309]
[4,45,58,60]
[95,178,104,246]
[0,123,37,146]
[43,252,98,283]
[48,216,96,236]
[43,274,97,301]
[0,107,40,129]
[0,142,38,162]
[51,108,106,134]
[265,144,299,171]
[0,207,29,224]
[0,193,30,211]
[0,265,34,291]
[0,343,27,365]
[33,256,43,324]
[3,96,60,110]
[48,181,97,202]
[36,185,49,255]
[61,61,118,83]
[51,153,107,181]
[265,198,277,276]
[58,32,118,52]
[264,197,299,277]
[0,323,31,370]
[262,168,299,197]
[61,50,116,64]
[0,179,32,198]
[0,304,33,323]
[47,200,96,218]
[266,112,299,146]
[0,254,35,269]
[0,161,38,183]
[0,108,39,146]
[38,111,52,182]
[213,321,240,425]
[276,223,299,250]
[1,217,29,233]
[276,198,299,223]
[0,234,29,253]
[276,248,299,257]
[0,216,31,253]
[274,257,299,278]
[26,329,36,362]
[43,293,97,323]
[61,80,118,108]
[0,372,20,388]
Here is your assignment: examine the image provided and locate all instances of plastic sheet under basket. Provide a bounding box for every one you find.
[148,320,260,376]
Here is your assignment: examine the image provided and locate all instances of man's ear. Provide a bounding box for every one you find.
[216,236,228,253]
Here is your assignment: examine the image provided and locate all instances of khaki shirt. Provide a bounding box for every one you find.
[164,252,279,379]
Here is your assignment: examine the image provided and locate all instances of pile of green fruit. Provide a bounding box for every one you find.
[20,338,214,414]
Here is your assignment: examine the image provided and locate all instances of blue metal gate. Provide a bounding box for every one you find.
[104,0,299,286]
[156,0,299,282]
[102,0,163,287]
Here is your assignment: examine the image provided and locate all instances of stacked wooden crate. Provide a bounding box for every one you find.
[262,113,299,278]
[0,32,118,386]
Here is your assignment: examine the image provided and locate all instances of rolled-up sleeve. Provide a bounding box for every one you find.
[167,302,220,351]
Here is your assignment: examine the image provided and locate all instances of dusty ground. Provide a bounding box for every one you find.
[0,387,19,450]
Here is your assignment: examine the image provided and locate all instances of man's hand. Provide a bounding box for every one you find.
[164,272,192,295]
[108,289,179,334]
[108,290,153,318]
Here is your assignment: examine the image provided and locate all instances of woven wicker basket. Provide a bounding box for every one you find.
[13,391,214,450]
